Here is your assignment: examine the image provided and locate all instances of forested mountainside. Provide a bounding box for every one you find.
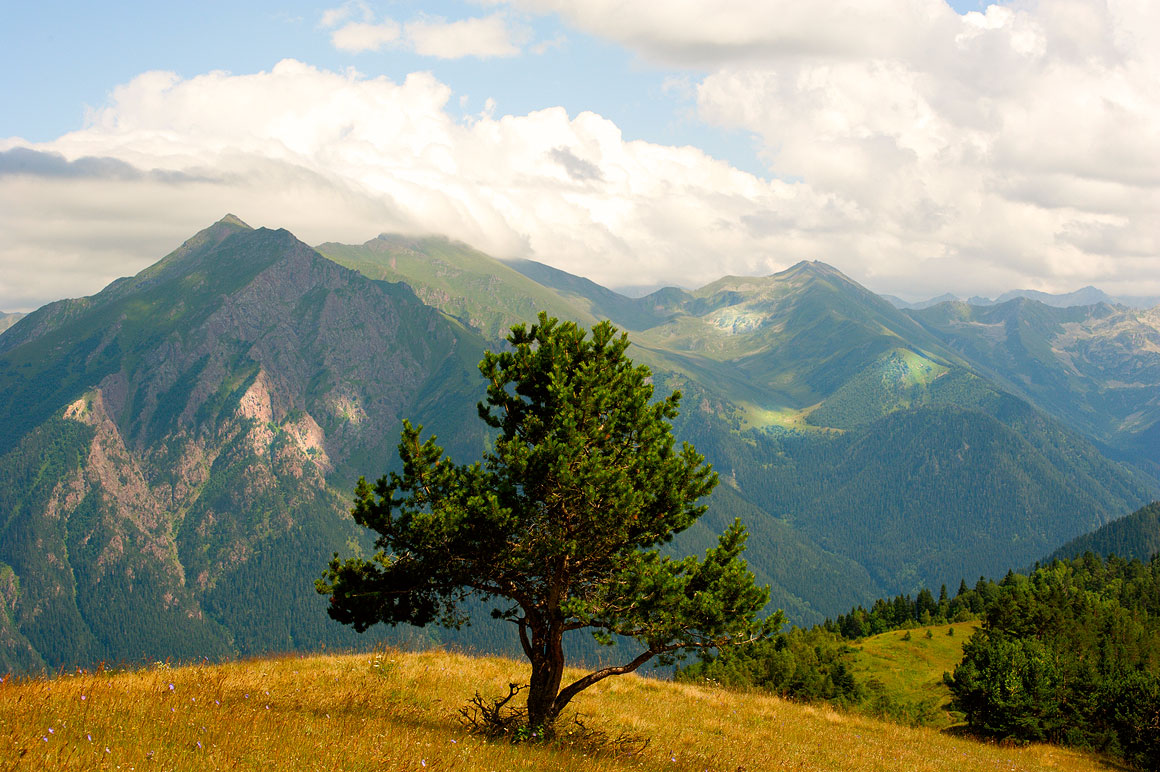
[681,551,1160,769]
[909,299,1160,471]
[322,235,1157,593]
[1,220,1157,673]
[1046,501,1160,564]
[0,217,498,672]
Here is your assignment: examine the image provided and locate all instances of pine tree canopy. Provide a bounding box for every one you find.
[317,314,777,731]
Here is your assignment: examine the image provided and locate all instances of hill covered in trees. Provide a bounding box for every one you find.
[1046,501,1160,564]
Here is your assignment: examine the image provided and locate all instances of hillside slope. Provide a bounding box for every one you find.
[910,299,1160,468]
[316,235,601,342]
[0,648,1117,771]
[1046,501,1160,563]
[849,621,980,729]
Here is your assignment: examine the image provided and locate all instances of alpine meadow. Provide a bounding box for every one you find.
[5,1,1160,769]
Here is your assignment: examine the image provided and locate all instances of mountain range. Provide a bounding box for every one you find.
[1,216,1157,673]
[887,286,1160,310]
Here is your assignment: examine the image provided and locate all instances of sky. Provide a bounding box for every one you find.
[2,0,1158,311]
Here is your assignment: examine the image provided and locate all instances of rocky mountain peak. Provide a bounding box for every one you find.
[217,213,252,230]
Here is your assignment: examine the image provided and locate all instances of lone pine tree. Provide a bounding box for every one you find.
[318,314,776,733]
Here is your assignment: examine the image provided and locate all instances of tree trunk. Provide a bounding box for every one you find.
[526,629,566,734]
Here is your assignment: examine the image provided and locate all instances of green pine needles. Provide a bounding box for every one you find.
[318,314,777,734]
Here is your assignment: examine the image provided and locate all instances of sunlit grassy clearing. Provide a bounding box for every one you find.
[850,621,980,729]
[0,647,1115,771]
[737,402,827,432]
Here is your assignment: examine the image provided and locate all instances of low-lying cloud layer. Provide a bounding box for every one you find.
[2,0,1158,311]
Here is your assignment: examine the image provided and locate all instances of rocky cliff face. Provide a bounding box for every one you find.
[0,217,486,671]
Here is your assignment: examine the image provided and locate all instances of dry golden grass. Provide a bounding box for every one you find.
[0,647,1124,771]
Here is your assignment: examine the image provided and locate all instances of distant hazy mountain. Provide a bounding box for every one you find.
[2,221,1156,673]
[982,287,1118,308]
[883,293,959,310]
[1045,501,1160,563]
[1115,295,1160,310]
[908,299,1160,471]
[903,287,1160,311]
[611,282,686,298]
[890,287,1160,311]
[0,312,23,334]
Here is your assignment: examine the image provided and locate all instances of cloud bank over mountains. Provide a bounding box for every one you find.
[2,0,1158,311]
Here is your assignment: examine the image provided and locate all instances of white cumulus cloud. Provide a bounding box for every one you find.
[0,60,825,309]
[319,1,373,30]
[331,21,401,53]
[491,0,956,63]
[488,0,1160,299]
[321,5,526,59]
[4,0,1160,310]
[406,15,526,59]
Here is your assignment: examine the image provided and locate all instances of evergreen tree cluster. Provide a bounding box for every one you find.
[829,581,981,639]
[947,553,1160,768]
[677,626,861,705]
[681,553,1160,768]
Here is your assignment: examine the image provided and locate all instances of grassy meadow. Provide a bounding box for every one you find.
[850,621,980,729]
[0,646,1124,771]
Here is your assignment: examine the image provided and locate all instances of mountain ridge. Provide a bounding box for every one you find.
[889,286,1160,311]
[0,220,498,671]
[318,229,1156,594]
[2,219,1158,673]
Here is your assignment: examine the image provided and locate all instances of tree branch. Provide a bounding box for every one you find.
[551,643,682,715]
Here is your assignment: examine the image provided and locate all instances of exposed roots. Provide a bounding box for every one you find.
[459,682,530,739]
[459,683,650,759]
